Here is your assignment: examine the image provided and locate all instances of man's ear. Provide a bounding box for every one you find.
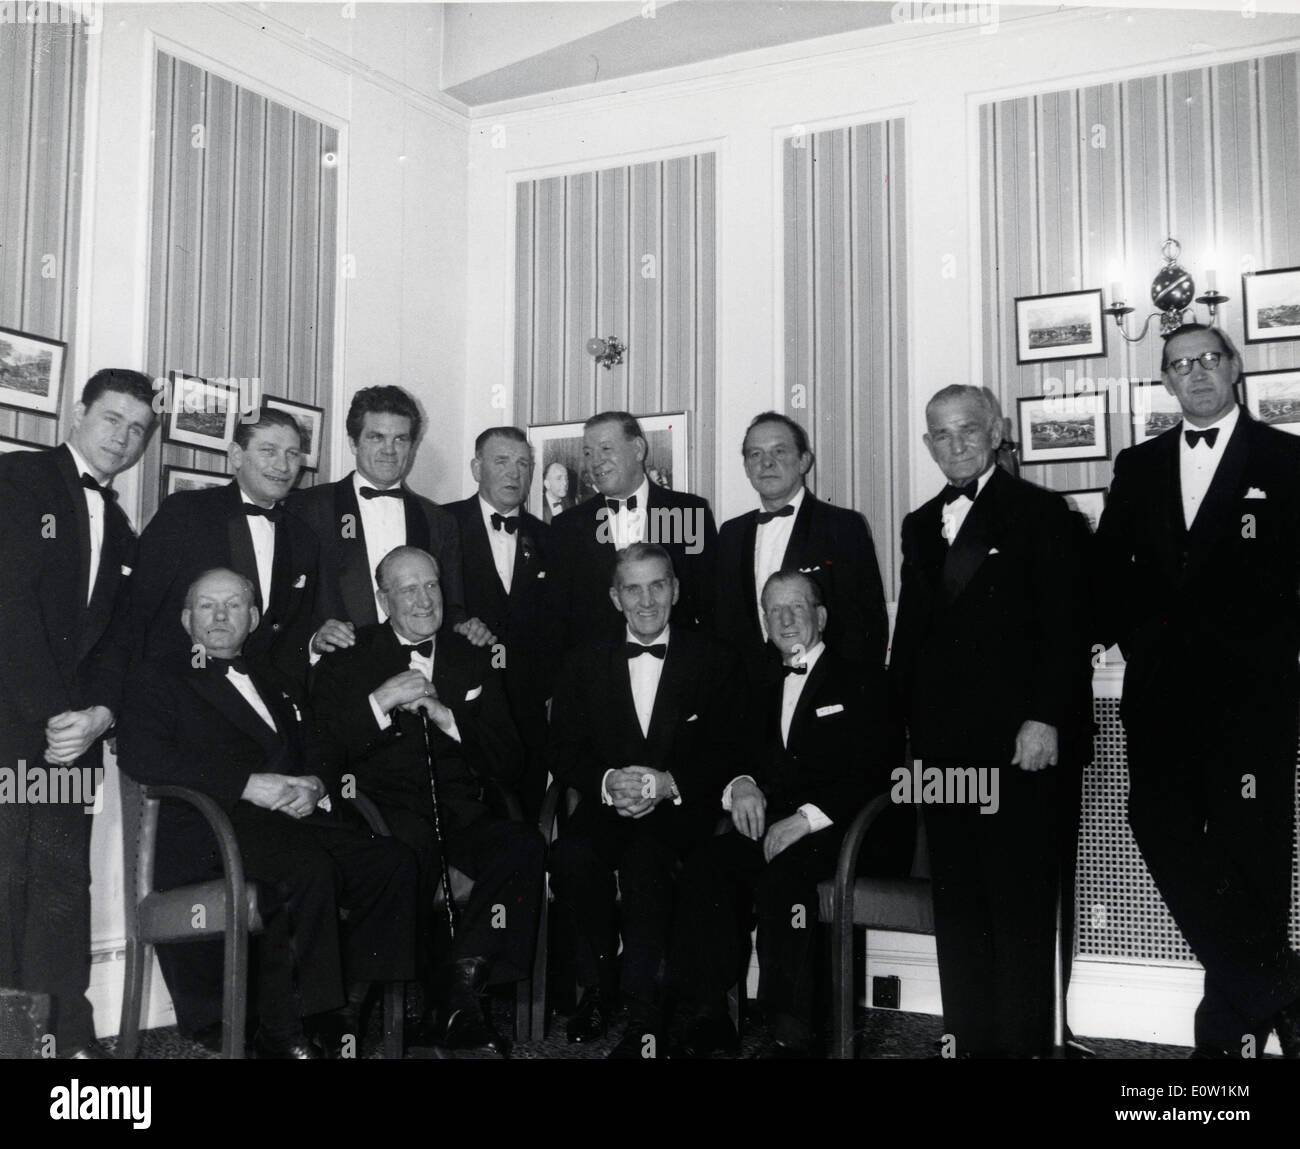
[634,437,648,464]
[815,604,828,635]
[922,433,939,464]
[609,585,623,612]
[671,578,681,606]
[248,604,261,633]
[181,607,191,635]
[227,441,244,472]
[470,456,483,485]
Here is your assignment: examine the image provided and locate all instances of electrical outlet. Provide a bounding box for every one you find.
[872,974,901,1010]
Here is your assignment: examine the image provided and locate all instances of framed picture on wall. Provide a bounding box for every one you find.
[0,433,49,454]
[0,327,66,416]
[1129,380,1183,445]
[1242,370,1300,437]
[264,395,324,471]
[163,372,239,452]
[1014,289,1107,364]
[1016,392,1110,464]
[162,464,230,498]
[527,412,689,522]
[1060,487,1107,532]
[1242,267,1300,344]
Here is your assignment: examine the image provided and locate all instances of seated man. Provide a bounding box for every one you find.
[671,571,906,1058]
[548,543,744,1058]
[116,569,418,1059]
[312,546,544,1057]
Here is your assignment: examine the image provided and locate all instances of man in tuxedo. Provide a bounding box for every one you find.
[127,405,333,688]
[312,546,544,1057]
[714,411,889,682]
[541,461,575,523]
[116,569,417,1059]
[288,385,488,651]
[548,543,744,1057]
[1095,323,1300,1059]
[547,411,717,654]
[0,368,157,1059]
[446,427,553,821]
[890,384,1093,1059]
[673,572,905,1058]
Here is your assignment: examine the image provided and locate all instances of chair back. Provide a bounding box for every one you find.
[118,771,160,936]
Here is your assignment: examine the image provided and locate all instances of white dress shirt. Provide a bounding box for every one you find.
[479,495,518,594]
[355,470,407,621]
[237,489,277,611]
[600,625,681,807]
[66,444,105,604]
[604,476,651,551]
[722,640,831,831]
[754,485,806,637]
[939,464,997,544]
[367,631,461,742]
[1179,405,1240,529]
[226,666,277,731]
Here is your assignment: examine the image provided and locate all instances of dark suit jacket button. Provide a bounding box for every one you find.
[272,622,282,632]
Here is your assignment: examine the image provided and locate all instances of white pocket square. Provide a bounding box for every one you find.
[120,564,133,576]
[292,574,307,589]
[464,685,483,702]
[686,713,698,723]
[1245,487,1268,500]
[799,565,821,574]
[816,704,844,718]
[987,547,1000,556]
[537,571,546,579]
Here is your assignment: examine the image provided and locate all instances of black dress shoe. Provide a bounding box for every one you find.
[442,1004,507,1057]
[676,1014,740,1059]
[185,1022,224,1055]
[1275,997,1300,1059]
[566,988,608,1044]
[758,1038,815,1060]
[1187,1045,1236,1060]
[254,1030,323,1059]
[61,1039,114,1060]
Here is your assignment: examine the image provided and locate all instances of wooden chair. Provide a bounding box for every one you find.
[119,773,404,1059]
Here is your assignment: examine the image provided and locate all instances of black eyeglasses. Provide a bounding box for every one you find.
[1168,352,1224,375]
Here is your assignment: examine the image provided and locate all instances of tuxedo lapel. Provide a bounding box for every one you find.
[1181,414,1254,585]
[54,445,94,611]
[740,512,761,629]
[609,642,645,755]
[334,478,378,626]
[941,474,1000,604]
[404,487,431,552]
[268,518,292,617]
[224,487,262,607]
[465,503,509,606]
[785,649,830,750]
[185,665,282,755]
[781,492,815,570]
[643,638,689,762]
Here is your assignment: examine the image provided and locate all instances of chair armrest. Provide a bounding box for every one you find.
[141,784,251,927]
[348,790,391,836]
[538,777,565,843]
[831,790,897,912]
[483,776,525,823]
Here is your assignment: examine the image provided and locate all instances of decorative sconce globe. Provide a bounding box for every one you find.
[586,335,626,370]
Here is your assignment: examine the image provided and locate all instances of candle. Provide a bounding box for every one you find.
[1110,281,1124,304]
[1205,268,1217,291]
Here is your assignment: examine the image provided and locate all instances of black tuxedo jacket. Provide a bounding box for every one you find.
[547,629,744,811]
[445,496,553,699]
[1095,411,1300,728]
[116,651,346,884]
[541,493,575,524]
[750,649,889,826]
[0,444,137,766]
[547,483,718,653]
[312,623,522,832]
[890,467,1094,766]
[125,481,321,686]
[715,490,888,672]
[287,472,467,629]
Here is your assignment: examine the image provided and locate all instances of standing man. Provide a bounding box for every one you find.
[673,572,903,1058]
[117,569,417,1059]
[312,547,544,1057]
[446,427,553,821]
[1095,324,1300,1059]
[0,368,157,1059]
[714,411,889,681]
[540,461,574,523]
[548,543,744,1057]
[289,385,487,650]
[126,406,329,687]
[890,384,1093,1059]
[548,411,717,654]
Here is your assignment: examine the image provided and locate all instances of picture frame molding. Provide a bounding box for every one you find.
[0,325,67,416]
[1242,266,1300,345]
[1014,288,1108,365]
[163,372,240,452]
[263,395,325,471]
[1016,391,1112,464]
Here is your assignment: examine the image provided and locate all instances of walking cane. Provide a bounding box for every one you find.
[420,710,459,940]
[1051,873,1066,1058]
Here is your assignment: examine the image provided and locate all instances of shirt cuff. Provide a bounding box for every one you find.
[600,768,616,806]
[721,775,756,811]
[798,803,832,832]
[369,692,392,731]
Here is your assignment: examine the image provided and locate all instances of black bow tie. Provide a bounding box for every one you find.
[360,485,404,500]
[756,504,795,525]
[491,512,519,534]
[80,473,117,501]
[942,480,978,505]
[243,503,282,522]
[406,640,433,658]
[1184,427,1220,449]
[626,642,666,660]
[606,495,638,514]
[210,654,250,676]
[782,663,808,677]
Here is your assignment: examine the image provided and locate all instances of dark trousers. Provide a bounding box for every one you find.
[156,807,417,1039]
[671,825,845,1039]
[924,757,1080,1059]
[0,787,96,1050]
[505,687,550,826]
[378,801,544,987]
[549,799,712,1003]
[1125,705,1300,1052]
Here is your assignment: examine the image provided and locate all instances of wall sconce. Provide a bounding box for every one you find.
[586,336,626,370]
[1104,238,1230,344]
